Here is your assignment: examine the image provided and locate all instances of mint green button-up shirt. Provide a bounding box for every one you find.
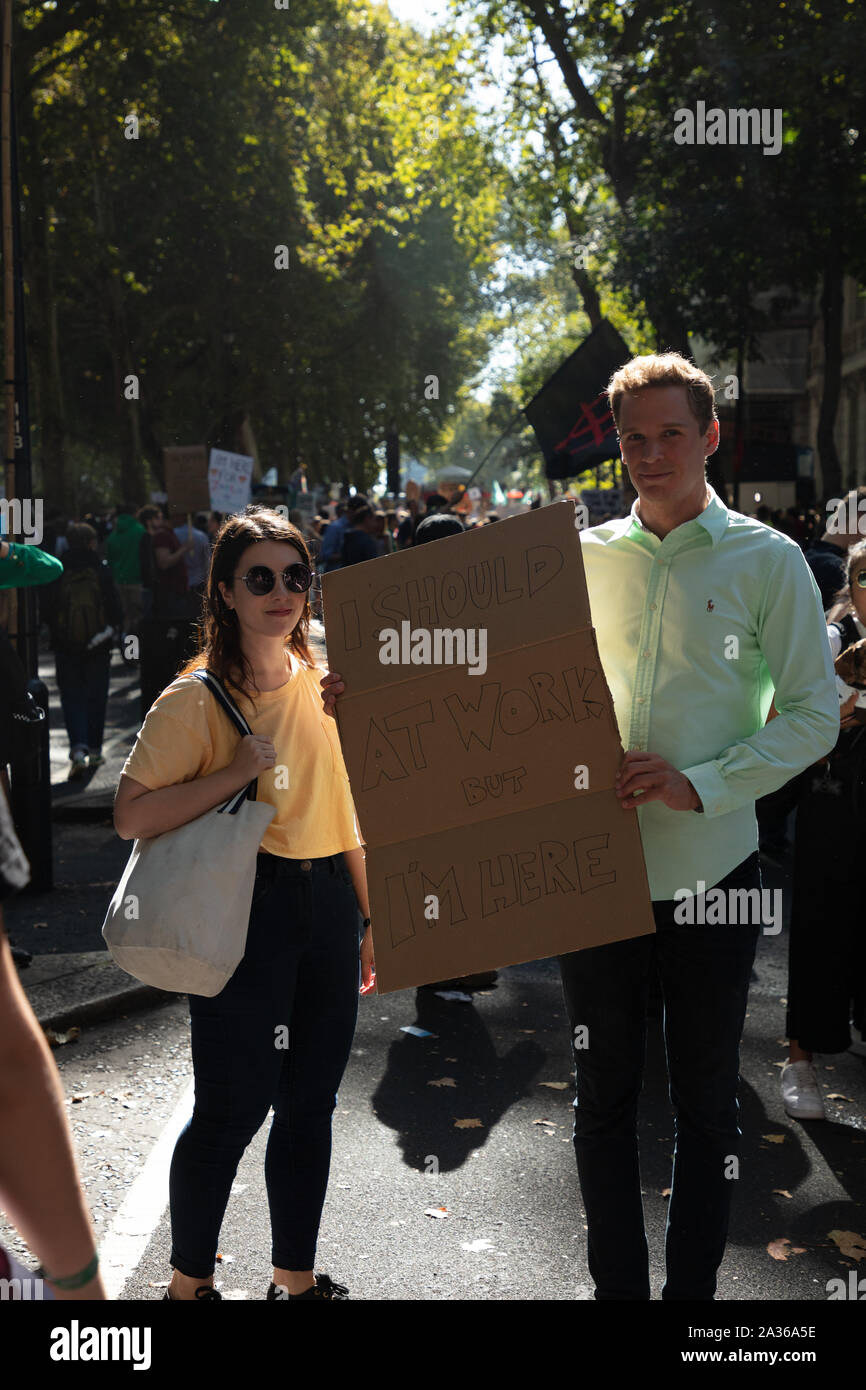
[579,485,839,900]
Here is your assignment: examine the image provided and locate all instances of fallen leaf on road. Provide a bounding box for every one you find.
[71,1092,92,1103]
[762,1134,786,1143]
[827,1230,866,1261]
[461,1239,494,1252]
[773,1190,793,1199]
[32,922,47,929]
[44,1027,80,1047]
[825,1093,853,1102]
[427,1077,456,1088]
[538,1081,569,1090]
[767,1239,806,1261]
[424,1207,448,1219]
[454,1118,483,1129]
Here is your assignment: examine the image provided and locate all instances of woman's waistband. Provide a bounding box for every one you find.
[255,851,344,877]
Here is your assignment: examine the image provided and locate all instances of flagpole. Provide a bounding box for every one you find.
[464,408,524,488]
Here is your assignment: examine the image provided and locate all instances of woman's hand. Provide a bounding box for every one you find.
[320,670,344,719]
[360,924,376,995]
[229,733,275,786]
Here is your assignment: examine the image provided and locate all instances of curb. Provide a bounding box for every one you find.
[20,951,177,1034]
[36,983,176,1036]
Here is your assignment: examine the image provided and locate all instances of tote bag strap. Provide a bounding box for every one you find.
[191,668,260,816]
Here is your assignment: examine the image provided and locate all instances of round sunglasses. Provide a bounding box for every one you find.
[234,563,316,597]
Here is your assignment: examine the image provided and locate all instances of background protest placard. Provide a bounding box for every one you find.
[163,446,209,518]
[323,502,655,993]
[208,448,254,515]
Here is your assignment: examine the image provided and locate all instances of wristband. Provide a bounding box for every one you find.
[362,917,371,930]
[36,1251,99,1290]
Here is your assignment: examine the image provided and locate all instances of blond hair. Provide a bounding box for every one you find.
[607,353,717,435]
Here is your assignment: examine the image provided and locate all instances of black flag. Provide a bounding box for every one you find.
[524,320,631,481]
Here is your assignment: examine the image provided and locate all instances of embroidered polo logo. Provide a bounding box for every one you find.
[707,600,715,611]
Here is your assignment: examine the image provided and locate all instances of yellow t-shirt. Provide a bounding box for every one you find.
[120,656,364,859]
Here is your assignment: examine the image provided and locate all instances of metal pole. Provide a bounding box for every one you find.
[464,408,524,488]
[4,12,53,889]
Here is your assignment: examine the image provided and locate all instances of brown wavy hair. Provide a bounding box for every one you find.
[176,505,316,715]
[827,538,866,626]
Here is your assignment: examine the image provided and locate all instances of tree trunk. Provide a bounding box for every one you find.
[18,100,71,509]
[524,2,691,356]
[816,251,844,503]
[92,160,146,507]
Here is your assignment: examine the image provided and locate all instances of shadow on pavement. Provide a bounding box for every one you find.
[372,985,547,1173]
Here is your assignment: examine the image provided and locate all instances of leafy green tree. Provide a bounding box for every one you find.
[13,0,503,509]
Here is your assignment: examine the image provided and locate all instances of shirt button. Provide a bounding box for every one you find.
[636,697,645,704]
[299,859,312,871]
[642,650,651,658]
[649,603,657,611]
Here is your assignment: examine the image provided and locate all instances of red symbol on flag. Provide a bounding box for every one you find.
[555,393,617,457]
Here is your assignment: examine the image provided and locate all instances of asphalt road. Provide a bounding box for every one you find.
[5,899,864,1305]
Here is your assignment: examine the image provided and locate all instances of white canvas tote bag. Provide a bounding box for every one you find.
[102,669,276,996]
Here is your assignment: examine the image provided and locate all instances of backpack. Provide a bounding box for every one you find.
[57,565,105,649]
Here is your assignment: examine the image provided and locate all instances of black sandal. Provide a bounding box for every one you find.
[266,1273,349,1300]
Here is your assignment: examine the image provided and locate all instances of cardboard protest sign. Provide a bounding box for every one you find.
[208,448,254,515]
[323,502,654,992]
[163,447,209,517]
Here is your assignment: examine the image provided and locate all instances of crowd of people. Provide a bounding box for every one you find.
[0,391,864,1302]
[0,491,512,778]
[0,484,862,789]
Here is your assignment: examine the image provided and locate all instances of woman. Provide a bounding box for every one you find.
[0,780,106,1301]
[781,538,866,1119]
[113,506,374,1300]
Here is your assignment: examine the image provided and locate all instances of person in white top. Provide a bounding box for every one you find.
[782,538,866,1119]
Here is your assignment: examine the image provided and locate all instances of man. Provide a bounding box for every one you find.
[105,503,147,653]
[172,510,212,605]
[340,503,379,567]
[555,353,838,1301]
[396,492,449,549]
[138,505,195,619]
[42,522,123,777]
[320,495,368,573]
[320,352,838,1302]
[804,487,866,610]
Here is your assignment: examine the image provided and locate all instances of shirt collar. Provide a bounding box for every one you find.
[600,483,730,548]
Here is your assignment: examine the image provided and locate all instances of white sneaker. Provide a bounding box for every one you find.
[780,1060,826,1120]
[67,749,88,780]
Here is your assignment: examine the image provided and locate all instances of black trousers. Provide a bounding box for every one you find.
[786,762,866,1053]
[558,853,761,1300]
